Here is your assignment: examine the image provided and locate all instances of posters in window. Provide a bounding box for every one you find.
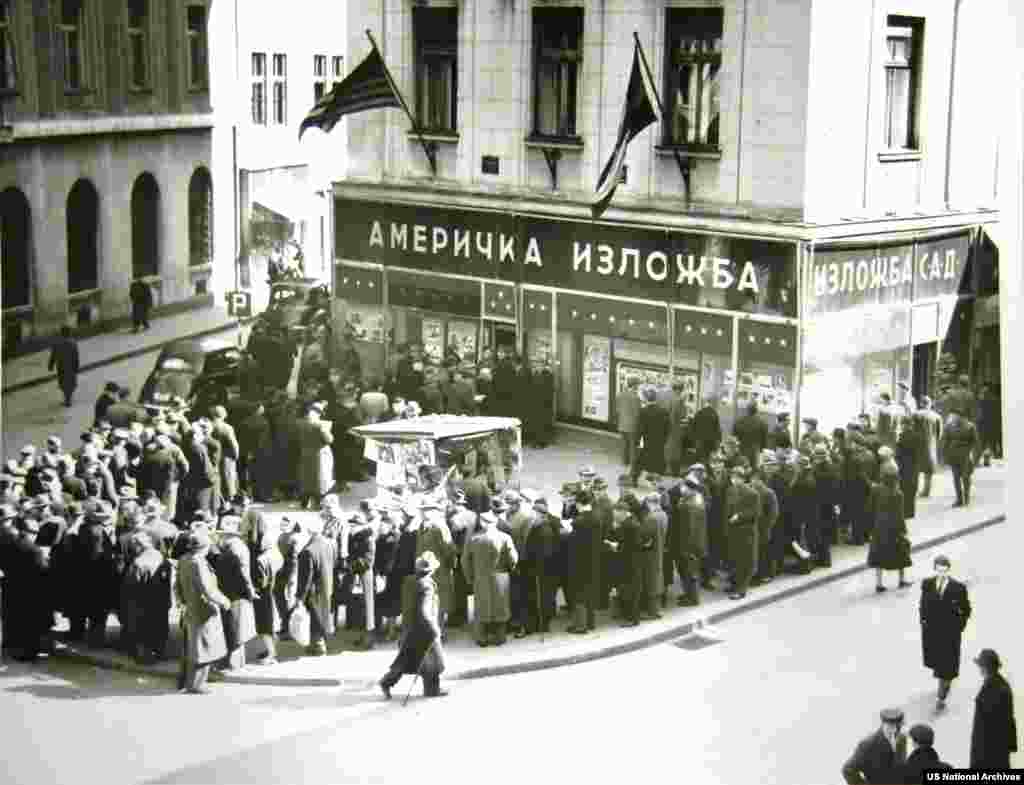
[615,363,697,403]
[527,329,553,369]
[344,304,387,343]
[581,334,611,421]
[422,318,444,364]
[447,320,478,364]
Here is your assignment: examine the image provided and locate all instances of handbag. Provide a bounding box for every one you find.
[288,603,311,647]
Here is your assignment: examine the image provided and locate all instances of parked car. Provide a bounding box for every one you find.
[139,337,247,416]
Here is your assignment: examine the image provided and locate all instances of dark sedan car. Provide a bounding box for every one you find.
[139,337,247,415]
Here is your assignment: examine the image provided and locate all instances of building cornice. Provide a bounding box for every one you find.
[331,178,999,243]
[7,114,214,141]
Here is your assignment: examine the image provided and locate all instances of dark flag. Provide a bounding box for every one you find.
[592,42,660,218]
[298,45,401,138]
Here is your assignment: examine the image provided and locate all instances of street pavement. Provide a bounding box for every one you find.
[1,519,1018,785]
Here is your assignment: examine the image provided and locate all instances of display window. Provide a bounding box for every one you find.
[733,320,797,431]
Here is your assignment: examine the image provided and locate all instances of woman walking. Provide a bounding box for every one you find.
[243,508,283,665]
[868,463,913,593]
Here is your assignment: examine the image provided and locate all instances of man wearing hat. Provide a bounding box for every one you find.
[615,376,642,470]
[415,500,454,644]
[209,406,241,502]
[841,708,908,784]
[520,496,560,634]
[3,512,51,661]
[810,442,839,568]
[295,515,337,656]
[668,465,708,606]
[750,451,780,585]
[941,410,978,507]
[120,530,173,664]
[915,398,942,498]
[724,459,760,600]
[69,501,120,648]
[635,387,670,482]
[799,417,827,452]
[94,382,120,428]
[769,412,793,450]
[920,555,972,710]
[733,400,769,473]
[970,649,1018,769]
[702,451,730,589]
[174,529,232,693]
[379,551,448,699]
[875,391,901,449]
[463,510,518,646]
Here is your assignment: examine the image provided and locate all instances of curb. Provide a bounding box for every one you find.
[2,318,251,395]
[52,512,1006,687]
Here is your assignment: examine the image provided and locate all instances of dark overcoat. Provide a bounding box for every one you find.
[463,525,517,623]
[390,574,445,677]
[48,336,80,394]
[970,673,1019,769]
[841,729,907,785]
[567,509,603,604]
[214,534,258,650]
[636,404,670,475]
[867,482,911,570]
[296,532,336,639]
[920,575,971,679]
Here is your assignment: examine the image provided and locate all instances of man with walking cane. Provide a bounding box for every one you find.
[379,551,448,700]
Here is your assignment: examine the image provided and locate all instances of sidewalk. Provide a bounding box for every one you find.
[1,306,243,394]
[54,459,1008,688]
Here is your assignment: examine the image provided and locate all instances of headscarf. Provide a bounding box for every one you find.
[243,508,274,555]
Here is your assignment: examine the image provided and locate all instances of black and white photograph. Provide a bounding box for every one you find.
[0,1,1021,783]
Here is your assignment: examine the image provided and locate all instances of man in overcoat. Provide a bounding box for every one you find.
[750,451,780,585]
[522,496,559,634]
[609,497,642,626]
[635,388,670,480]
[209,406,240,502]
[670,465,708,606]
[692,399,723,466]
[970,649,1018,769]
[119,531,173,663]
[915,399,942,497]
[566,490,602,634]
[48,326,80,407]
[920,554,972,710]
[942,411,978,507]
[298,402,335,510]
[214,519,258,670]
[174,529,231,694]
[415,502,454,642]
[733,401,769,471]
[182,427,216,521]
[724,460,760,600]
[71,502,120,648]
[615,376,641,468]
[296,523,336,656]
[462,510,518,646]
[379,552,447,699]
[841,708,909,785]
[636,489,666,619]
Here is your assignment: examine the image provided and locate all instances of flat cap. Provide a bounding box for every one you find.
[802,417,818,427]
[974,648,1001,670]
[880,708,904,724]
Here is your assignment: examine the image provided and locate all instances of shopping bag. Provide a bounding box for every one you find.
[288,603,311,648]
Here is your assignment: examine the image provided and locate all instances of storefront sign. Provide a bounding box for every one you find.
[335,198,796,318]
[581,334,611,422]
[807,232,970,316]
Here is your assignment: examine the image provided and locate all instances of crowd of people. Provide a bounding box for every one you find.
[0,325,1000,702]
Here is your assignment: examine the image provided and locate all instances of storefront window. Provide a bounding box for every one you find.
[733,320,797,432]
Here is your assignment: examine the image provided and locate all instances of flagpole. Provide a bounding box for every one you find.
[632,31,690,203]
[366,29,437,176]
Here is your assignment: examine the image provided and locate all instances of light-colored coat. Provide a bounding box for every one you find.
[616,388,641,435]
[463,526,518,623]
[918,409,942,473]
[415,518,456,614]
[175,550,231,666]
[298,418,334,497]
[638,506,667,599]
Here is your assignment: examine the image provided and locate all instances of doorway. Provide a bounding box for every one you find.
[912,342,935,403]
[485,321,518,357]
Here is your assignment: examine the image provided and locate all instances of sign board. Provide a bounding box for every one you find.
[335,198,796,318]
[225,290,253,318]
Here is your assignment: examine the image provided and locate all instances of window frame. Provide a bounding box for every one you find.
[313,53,327,102]
[126,0,150,92]
[0,0,17,94]
[412,6,458,137]
[882,16,923,153]
[58,0,87,93]
[529,7,583,145]
[331,55,343,88]
[251,51,267,126]
[660,7,724,152]
[185,2,208,92]
[271,52,287,125]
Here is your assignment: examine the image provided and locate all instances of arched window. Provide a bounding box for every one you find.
[131,172,160,279]
[1,188,32,309]
[67,178,99,293]
[188,167,213,267]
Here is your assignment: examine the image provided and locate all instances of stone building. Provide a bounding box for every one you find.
[333,0,1003,437]
[1,0,215,343]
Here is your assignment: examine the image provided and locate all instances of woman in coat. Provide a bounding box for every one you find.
[298,403,334,509]
[372,512,401,640]
[463,511,518,646]
[970,649,1018,769]
[296,527,336,656]
[214,521,258,670]
[273,524,302,639]
[174,530,231,694]
[378,551,447,699]
[119,531,172,663]
[895,418,921,519]
[242,508,283,665]
[867,464,912,593]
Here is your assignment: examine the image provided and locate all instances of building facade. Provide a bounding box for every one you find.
[210,0,347,311]
[332,0,1003,438]
[1,0,216,342]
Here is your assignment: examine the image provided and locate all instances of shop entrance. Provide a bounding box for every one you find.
[486,321,518,356]
[913,343,935,402]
